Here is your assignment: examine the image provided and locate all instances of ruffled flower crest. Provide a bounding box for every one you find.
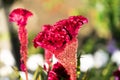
[9,8,33,27]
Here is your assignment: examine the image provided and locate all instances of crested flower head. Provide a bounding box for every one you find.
[9,8,33,27]
[33,16,88,51]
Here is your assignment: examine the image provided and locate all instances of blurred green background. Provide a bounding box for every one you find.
[0,0,120,80]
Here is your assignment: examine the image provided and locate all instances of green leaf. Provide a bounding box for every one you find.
[82,71,89,80]
[77,50,85,79]
[12,66,23,80]
[32,65,47,80]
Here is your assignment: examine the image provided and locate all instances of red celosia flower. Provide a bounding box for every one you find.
[33,16,88,51]
[33,15,88,80]
[48,62,70,80]
[9,8,33,80]
[9,8,33,27]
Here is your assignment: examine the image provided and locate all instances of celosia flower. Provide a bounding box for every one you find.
[9,8,33,80]
[48,62,70,80]
[113,67,120,80]
[34,16,88,51]
[52,62,70,79]
[33,15,88,80]
[9,8,33,27]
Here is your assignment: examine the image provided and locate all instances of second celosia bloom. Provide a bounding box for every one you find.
[34,16,88,80]
[9,8,33,80]
[48,62,70,80]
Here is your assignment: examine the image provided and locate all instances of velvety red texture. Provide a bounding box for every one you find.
[9,8,33,27]
[33,16,88,51]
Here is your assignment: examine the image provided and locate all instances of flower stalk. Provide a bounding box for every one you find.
[19,26,28,80]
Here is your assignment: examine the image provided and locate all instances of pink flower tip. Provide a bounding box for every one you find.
[33,15,88,51]
[20,63,27,72]
[9,8,33,27]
